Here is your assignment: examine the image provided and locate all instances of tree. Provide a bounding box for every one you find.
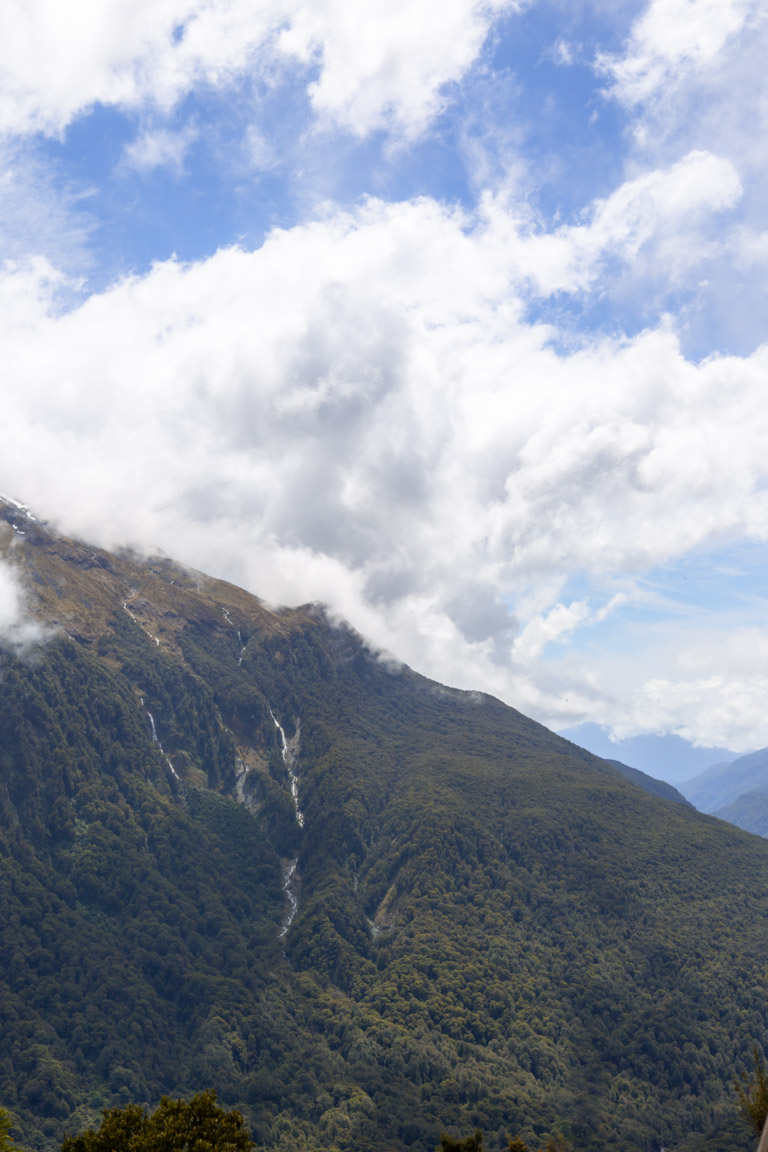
[737,1047,768,1134]
[438,1131,483,1152]
[61,1090,254,1152]
[0,1108,17,1152]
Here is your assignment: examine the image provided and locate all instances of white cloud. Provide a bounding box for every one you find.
[0,558,47,654]
[593,0,768,355]
[0,143,93,273]
[554,612,768,752]
[513,601,590,662]
[0,563,23,631]
[0,0,765,753]
[0,0,519,141]
[1,187,768,741]
[497,149,742,295]
[632,673,768,751]
[599,0,768,217]
[243,126,277,171]
[121,123,198,174]
[550,38,574,67]
[600,0,759,107]
[278,0,517,139]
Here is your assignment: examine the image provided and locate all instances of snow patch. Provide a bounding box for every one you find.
[0,493,37,521]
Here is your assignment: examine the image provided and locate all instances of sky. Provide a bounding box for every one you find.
[1,0,768,754]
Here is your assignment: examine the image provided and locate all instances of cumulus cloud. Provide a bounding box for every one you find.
[0,0,766,755]
[0,179,767,741]
[277,0,517,138]
[620,627,768,750]
[631,674,768,752]
[498,149,742,295]
[599,0,768,191]
[0,0,518,140]
[513,601,590,662]
[595,0,768,355]
[601,0,760,108]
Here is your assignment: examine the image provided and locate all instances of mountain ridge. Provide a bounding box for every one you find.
[1,501,766,1152]
[558,723,741,785]
[712,790,768,838]
[600,759,693,807]
[680,748,768,814]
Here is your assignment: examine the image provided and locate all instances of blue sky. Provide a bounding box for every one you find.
[1,0,768,755]
[28,2,634,280]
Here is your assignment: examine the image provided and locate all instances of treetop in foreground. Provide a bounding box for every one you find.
[1,1108,18,1152]
[737,1048,768,1135]
[60,1092,254,1152]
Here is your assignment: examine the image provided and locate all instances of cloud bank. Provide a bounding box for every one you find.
[0,0,767,750]
[1,177,768,745]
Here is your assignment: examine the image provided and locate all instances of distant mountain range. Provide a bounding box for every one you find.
[561,718,768,838]
[679,747,768,812]
[678,748,768,837]
[561,723,768,841]
[713,791,768,837]
[557,723,740,784]
[1,498,766,1152]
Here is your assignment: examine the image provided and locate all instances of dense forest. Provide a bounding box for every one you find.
[1,504,767,1152]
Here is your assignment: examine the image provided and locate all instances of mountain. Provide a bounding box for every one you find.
[712,792,768,838]
[1,500,768,1152]
[679,749,768,839]
[600,759,693,807]
[680,748,768,814]
[557,723,740,785]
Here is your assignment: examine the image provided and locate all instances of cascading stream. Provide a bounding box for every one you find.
[221,607,247,664]
[144,703,179,780]
[269,709,303,940]
[269,709,303,828]
[123,589,138,622]
[279,861,300,938]
[123,589,160,645]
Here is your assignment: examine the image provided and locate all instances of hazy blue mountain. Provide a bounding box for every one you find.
[558,722,740,784]
[679,747,768,814]
[601,759,693,807]
[713,791,768,838]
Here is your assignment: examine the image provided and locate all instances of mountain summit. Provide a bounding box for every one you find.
[0,503,765,1152]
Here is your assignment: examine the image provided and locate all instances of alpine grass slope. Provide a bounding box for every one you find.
[0,499,766,1152]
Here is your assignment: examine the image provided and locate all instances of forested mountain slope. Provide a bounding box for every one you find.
[1,500,767,1152]
[713,792,768,838]
[601,759,692,807]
